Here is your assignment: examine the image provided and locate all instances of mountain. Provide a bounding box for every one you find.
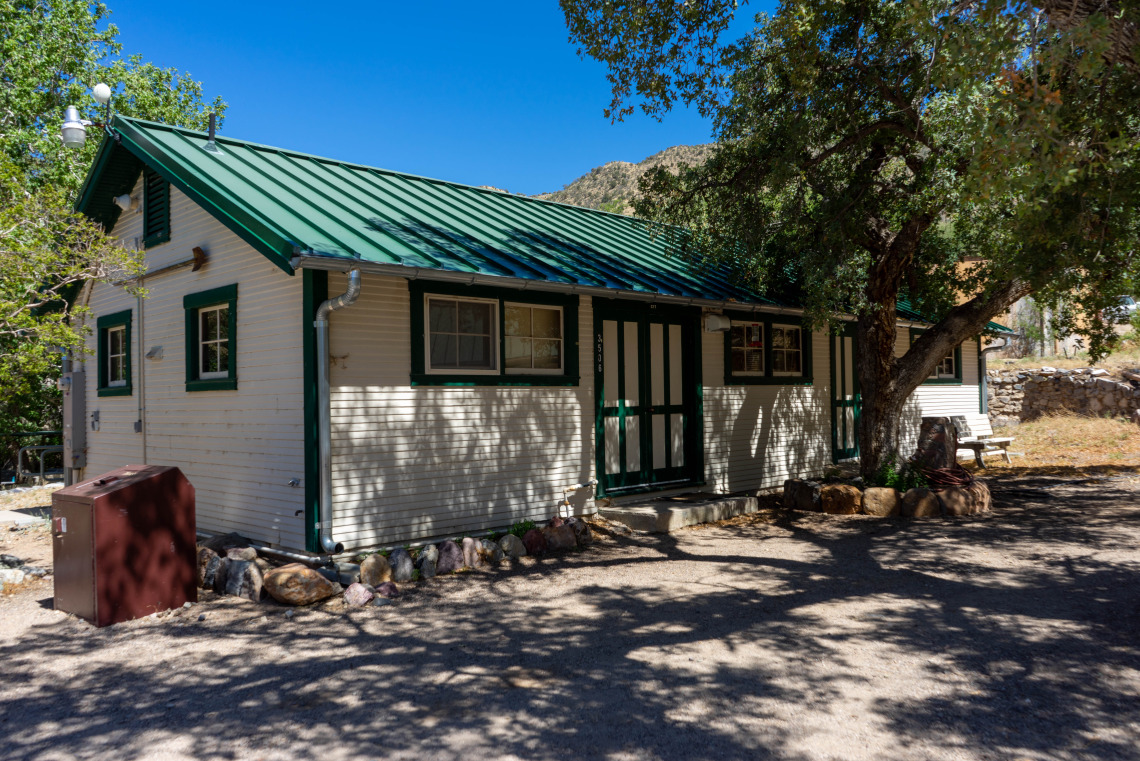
[534,144,716,214]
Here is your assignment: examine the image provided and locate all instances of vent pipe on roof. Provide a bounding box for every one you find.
[314,268,361,554]
[203,112,222,154]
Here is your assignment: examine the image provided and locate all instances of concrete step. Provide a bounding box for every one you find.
[599,493,760,533]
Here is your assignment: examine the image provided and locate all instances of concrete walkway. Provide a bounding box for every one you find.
[600,491,761,532]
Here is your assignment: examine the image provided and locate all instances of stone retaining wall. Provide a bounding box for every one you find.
[987,367,1140,427]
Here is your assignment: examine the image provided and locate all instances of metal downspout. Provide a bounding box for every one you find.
[315,268,361,554]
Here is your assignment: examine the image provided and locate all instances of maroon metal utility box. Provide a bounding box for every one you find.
[52,464,196,627]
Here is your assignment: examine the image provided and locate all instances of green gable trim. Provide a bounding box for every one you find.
[721,310,814,386]
[303,269,327,553]
[408,280,579,387]
[909,327,963,385]
[96,309,133,397]
[184,284,238,392]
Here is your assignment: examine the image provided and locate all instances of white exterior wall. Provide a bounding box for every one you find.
[81,178,307,549]
[897,334,985,454]
[327,273,596,550]
[701,326,834,493]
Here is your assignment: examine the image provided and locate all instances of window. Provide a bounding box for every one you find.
[505,303,563,373]
[96,310,132,397]
[184,284,237,391]
[142,168,170,248]
[723,312,812,385]
[771,325,803,375]
[729,322,764,375]
[910,329,963,384]
[411,282,579,386]
[426,296,497,373]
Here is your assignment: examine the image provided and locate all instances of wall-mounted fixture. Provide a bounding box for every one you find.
[705,313,732,332]
[191,246,208,272]
[145,346,163,360]
[61,83,112,150]
[113,194,139,213]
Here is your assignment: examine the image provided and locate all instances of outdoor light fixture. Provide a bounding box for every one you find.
[112,194,137,212]
[61,83,113,150]
[705,313,732,332]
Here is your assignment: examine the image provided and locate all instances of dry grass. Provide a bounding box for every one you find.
[980,411,1140,478]
[993,345,1140,374]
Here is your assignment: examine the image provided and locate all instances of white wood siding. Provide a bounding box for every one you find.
[897,333,984,453]
[82,179,307,549]
[701,325,834,493]
[327,273,596,550]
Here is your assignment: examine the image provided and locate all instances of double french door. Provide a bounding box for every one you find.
[594,303,702,496]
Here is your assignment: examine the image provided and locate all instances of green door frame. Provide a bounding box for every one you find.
[593,301,703,497]
[830,323,861,462]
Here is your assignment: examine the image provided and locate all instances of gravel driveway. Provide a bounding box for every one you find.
[2,476,1139,761]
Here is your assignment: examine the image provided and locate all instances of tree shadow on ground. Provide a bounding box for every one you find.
[2,478,1139,761]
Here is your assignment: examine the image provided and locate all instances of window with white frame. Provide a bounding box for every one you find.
[426,296,498,372]
[930,352,956,379]
[198,304,230,379]
[106,325,127,386]
[771,325,803,375]
[729,321,764,374]
[504,303,563,373]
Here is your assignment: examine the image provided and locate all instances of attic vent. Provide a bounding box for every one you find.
[142,169,170,248]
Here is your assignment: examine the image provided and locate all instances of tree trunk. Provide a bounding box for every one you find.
[855,303,907,481]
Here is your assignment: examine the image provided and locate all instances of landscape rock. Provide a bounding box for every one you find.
[522,528,547,555]
[197,546,221,588]
[389,548,415,582]
[263,563,342,606]
[913,417,958,471]
[20,565,48,578]
[436,540,465,574]
[479,538,503,565]
[461,537,484,568]
[821,484,862,515]
[782,479,797,510]
[967,481,992,513]
[548,516,565,528]
[566,517,593,546]
[543,524,577,551]
[222,559,263,602]
[360,553,393,586]
[1,554,23,568]
[499,534,527,558]
[417,544,439,568]
[862,487,901,517]
[419,557,437,579]
[225,547,258,562]
[901,488,942,518]
[375,581,400,599]
[253,557,273,576]
[792,480,822,512]
[0,568,26,590]
[343,582,375,607]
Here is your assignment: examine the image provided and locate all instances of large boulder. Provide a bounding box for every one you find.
[913,417,958,471]
[969,481,992,513]
[198,532,251,554]
[222,559,263,602]
[793,480,822,512]
[782,479,797,510]
[461,537,484,569]
[939,482,992,516]
[821,484,862,515]
[522,528,547,555]
[419,557,437,579]
[499,534,527,559]
[862,487,901,517]
[343,582,375,607]
[543,524,577,551]
[360,554,393,586]
[417,544,440,568]
[263,563,342,606]
[389,548,415,582]
[436,540,465,574]
[225,546,258,562]
[901,488,942,518]
[566,517,593,546]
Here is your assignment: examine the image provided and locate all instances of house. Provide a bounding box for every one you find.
[70,116,1006,556]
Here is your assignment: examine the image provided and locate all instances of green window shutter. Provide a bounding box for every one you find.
[184,284,238,391]
[143,169,170,248]
[96,310,133,397]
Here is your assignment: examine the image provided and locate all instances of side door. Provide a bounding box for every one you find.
[830,324,860,461]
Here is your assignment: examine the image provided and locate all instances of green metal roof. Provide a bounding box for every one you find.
[75,115,1014,334]
[77,116,783,303]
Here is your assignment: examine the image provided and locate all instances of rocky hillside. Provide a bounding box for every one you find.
[535,144,716,214]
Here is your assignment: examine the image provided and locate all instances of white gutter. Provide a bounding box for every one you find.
[314,267,361,554]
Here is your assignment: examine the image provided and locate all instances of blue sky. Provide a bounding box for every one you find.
[101,1,773,195]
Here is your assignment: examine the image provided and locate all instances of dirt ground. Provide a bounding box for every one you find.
[2,476,1140,761]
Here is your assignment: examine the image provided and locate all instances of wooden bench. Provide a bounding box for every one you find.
[951,415,1019,467]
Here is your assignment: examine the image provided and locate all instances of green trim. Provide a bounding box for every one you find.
[978,336,988,414]
[142,168,171,248]
[830,323,860,462]
[96,309,133,397]
[184,284,238,391]
[721,310,813,385]
[409,280,579,386]
[909,328,963,385]
[303,270,327,553]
